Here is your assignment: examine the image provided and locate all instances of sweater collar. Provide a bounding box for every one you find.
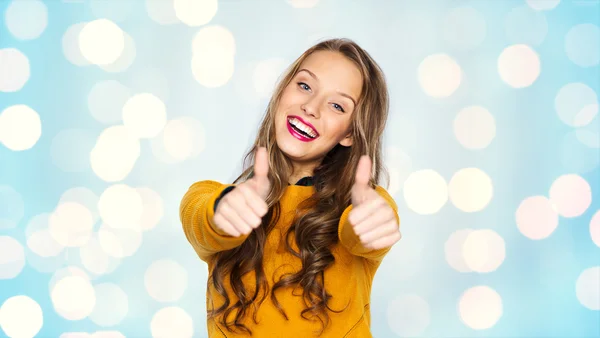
[289,176,314,186]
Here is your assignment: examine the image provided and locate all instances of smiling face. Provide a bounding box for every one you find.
[274,50,363,178]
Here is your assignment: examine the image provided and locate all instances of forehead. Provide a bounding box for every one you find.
[297,50,363,99]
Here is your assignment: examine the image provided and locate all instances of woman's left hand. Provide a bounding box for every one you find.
[348,155,401,250]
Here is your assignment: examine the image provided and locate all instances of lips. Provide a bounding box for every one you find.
[286,115,319,142]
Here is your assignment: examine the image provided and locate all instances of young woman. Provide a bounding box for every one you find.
[180,38,401,337]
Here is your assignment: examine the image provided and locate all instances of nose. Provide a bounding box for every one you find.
[301,99,320,119]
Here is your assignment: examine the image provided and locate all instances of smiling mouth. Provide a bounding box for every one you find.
[287,116,319,141]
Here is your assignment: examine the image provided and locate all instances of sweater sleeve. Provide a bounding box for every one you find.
[337,185,400,263]
[179,180,250,262]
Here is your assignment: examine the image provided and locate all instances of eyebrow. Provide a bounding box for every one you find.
[297,68,357,107]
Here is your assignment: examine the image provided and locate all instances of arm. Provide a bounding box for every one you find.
[337,185,400,263]
[179,180,249,262]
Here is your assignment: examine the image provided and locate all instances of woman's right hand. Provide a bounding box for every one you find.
[213,147,271,237]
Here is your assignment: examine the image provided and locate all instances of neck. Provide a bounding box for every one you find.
[288,163,317,185]
[288,172,311,185]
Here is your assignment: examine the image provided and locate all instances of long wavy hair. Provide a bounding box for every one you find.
[207,38,390,336]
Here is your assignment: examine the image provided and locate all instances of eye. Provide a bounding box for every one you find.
[332,103,345,112]
[298,82,311,91]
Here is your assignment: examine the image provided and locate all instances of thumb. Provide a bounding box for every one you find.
[253,147,269,180]
[251,147,270,198]
[352,155,372,204]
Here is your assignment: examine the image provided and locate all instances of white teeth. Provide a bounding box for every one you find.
[288,117,317,138]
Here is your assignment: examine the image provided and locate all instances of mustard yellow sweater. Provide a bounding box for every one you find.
[179,180,400,337]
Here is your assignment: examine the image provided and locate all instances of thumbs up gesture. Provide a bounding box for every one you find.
[213,147,271,237]
[348,155,401,250]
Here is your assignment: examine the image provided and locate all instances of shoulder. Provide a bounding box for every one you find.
[188,180,226,189]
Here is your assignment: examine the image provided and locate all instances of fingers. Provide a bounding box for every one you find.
[212,212,241,237]
[365,230,402,250]
[215,201,254,235]
[213,182,268,237]
[238,184,269,217]
[357,219,399,245]
[348,193,387,229]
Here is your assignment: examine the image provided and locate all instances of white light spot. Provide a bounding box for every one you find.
[253,58,290,99]
[192,25,236,56]
[387,294,430,337]
[526,0,560,10]
[454,106,496,150]
[549,174,592,218]
[49,202,94,248]
[137,187,164,231]
[88,80,132,125]
[0,296,43,338]
[0,104,41,151]
[98,184,143,230]
[445,229,474,273]
[192,52,234,88]
[418,54,462,98]
[576,267,600,310]
[150,307,194,338]
[59,187,100,225]
[157,117,206,162]
[174,0,218,26]
[5,0,48,40]
[51,275,96,320]
[79,234,120,277]
[516,196,559,240]
[505,5,548,46]
[98,32,136,73]
[90,125,141,182]
[49,266,91,294]
[0,236,26,279]
[0,48,30,92]
[145,260,188,302]
[462,229,506,273]
[79,19,125,65]
[98,224,142,259]
[89,283,129,327]
[498,44,540,88]
[403,169,448,215]
[458,286,503,330]
[555,82,598,127]
[122,93,167,139]
[441,6,486,50]
[145,0,179,25]
[27,228,65,257]
[565,23,599,67]
[25,213,67,266]
[590,211,600,248]
[287,0,320,8]
[63,23,91,66]
[0,185,25,230]
[90,0,135,22]
[448,168,493,213]
[51,128,96,173]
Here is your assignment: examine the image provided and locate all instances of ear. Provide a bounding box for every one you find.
[339,132,353,147]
